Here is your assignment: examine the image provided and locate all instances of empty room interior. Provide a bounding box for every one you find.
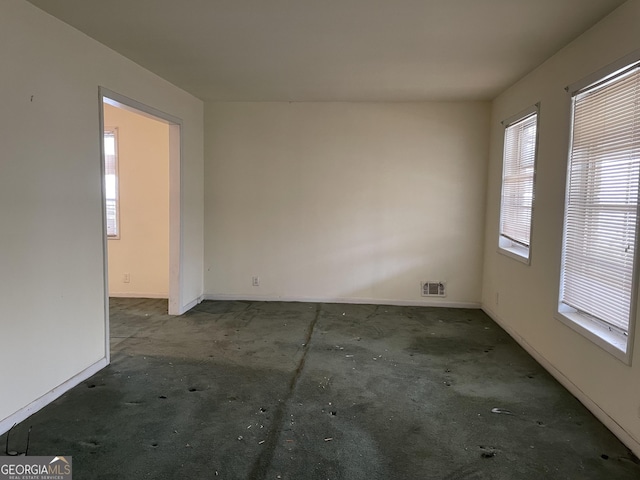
[3,0,640,478]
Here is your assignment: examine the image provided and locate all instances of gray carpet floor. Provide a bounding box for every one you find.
[3,298,639,479]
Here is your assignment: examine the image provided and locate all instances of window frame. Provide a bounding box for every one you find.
[497,104,540,264]
[557,52,640,364]
[104,127,120,240]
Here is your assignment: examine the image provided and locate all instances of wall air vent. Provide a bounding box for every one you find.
[421,281,446,297]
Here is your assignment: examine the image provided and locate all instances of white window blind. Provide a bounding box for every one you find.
[560,62,640,335]
[104,129,119,237]
[499,111,538,259]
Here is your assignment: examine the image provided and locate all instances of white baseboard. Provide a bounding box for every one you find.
[179,295,204,314]
[482,305,640,458]
[109,292,168,299]
[203,293,480,309]
[0,357,108,436]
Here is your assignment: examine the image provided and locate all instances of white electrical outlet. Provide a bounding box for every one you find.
[123,273,130,283]
[252,276,260,287]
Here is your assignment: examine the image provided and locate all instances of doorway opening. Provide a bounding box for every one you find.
[99,88,183,361]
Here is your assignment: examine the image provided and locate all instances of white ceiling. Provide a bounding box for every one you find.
[27,0,627,102]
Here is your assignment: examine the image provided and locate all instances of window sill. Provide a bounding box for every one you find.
[497,239,530,265]
[555,307,630,365]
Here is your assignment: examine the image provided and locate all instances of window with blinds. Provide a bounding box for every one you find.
[104,128,119,238]
[559,59,640,355]
[498,107,538,262]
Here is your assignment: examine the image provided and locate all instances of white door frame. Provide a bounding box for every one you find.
[98,87,183,360]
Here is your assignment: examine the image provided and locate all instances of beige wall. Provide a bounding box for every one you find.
[0,0,203,428]
[6,0,638,457]
[204,102,490,306]
[482,0,640,456]
[104,104,170,298]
